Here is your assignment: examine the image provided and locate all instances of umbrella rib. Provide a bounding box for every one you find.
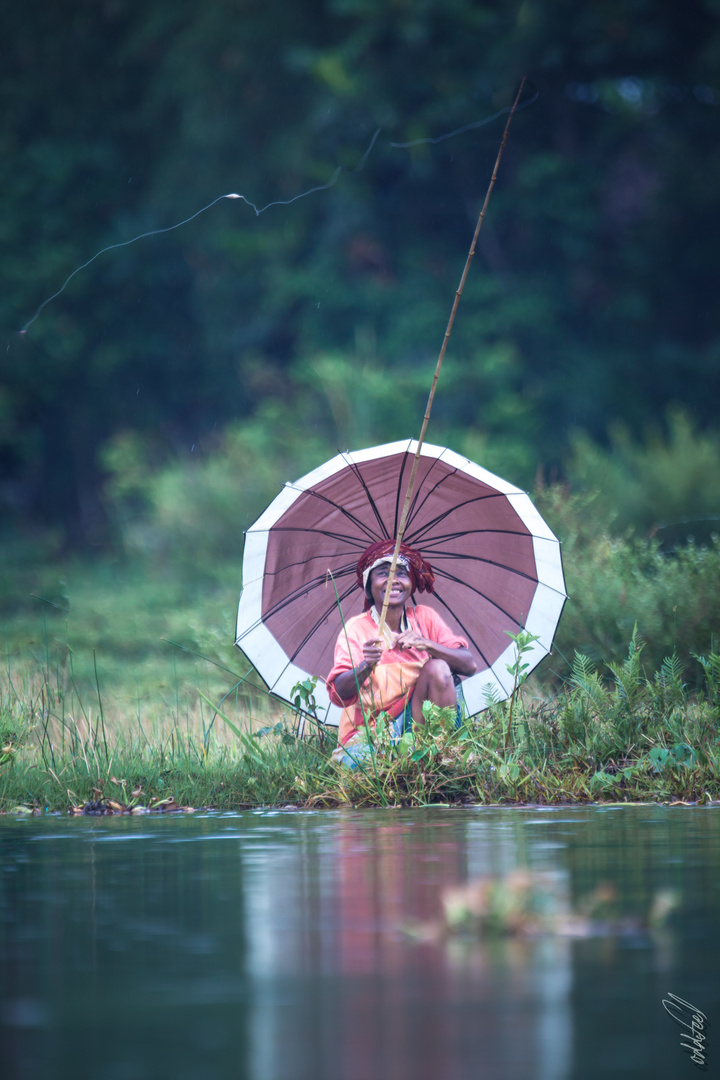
[431,585,531,664]
[258,566,359,621]
[417,528,540,548]
[236,575,357,650]
[418,547,565,597]
[260,558,359,582]
[432,561,564,597]
[405,491,521,546]
[340,451,393,540]
[402,454,452,534]
[433,561,537,589]
[416,533,539,561]
[403,465,462,539]
[283,582,359,664]
[405,458,516,541]
[255,527,374,554]
[283,483,382,545]
[424,591,494,668]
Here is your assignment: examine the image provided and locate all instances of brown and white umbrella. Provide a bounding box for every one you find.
[235,439,566,724]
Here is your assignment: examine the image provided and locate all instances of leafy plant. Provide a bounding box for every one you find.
[536,482,720,676]
[289,676,323,741]
[644,743,698,774]
[503,628,541,751]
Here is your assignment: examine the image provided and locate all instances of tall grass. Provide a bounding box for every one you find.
[0,665,325,813]
[2,632,719,812]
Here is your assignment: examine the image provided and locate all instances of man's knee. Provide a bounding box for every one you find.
[421,658,454,695]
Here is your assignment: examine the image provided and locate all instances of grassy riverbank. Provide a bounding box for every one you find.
[2,635,719,812]
[2,477,719,812]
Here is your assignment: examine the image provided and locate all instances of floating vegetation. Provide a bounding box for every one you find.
[405,871,681,941]
[69,793,194,816]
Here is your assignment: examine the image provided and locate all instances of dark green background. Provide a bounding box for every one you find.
[2,0,719,544]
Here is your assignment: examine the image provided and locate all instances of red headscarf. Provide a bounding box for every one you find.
[356,540,435,610]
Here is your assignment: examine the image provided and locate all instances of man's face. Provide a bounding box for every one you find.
[369,562,412,610]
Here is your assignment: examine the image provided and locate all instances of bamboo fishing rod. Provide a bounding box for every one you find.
[376,76,527,640]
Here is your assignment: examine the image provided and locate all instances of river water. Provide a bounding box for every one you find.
[0,806,717,1080]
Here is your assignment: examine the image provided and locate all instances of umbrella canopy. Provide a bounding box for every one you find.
[235,439,566,723]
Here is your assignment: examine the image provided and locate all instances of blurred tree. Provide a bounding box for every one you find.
[1,0,719,543]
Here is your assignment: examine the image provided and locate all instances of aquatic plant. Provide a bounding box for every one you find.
[405,871,680,940]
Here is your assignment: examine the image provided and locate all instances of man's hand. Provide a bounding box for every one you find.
[362,637,384,669]
[394,628,431,652]
[331,638,385,702]
[394,629,477,677]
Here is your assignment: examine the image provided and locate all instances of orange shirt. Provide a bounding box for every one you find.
[326,605,468,745]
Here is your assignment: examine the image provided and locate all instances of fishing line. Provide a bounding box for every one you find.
[390,91,537,148]
[19,170,342,335]
[18,91,536,335]
[353,127,381,171]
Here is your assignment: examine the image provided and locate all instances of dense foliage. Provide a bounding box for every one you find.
[2,0,720,544]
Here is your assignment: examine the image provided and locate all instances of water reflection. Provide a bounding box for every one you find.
[243,813,573,1080]
[0,807,718,1080]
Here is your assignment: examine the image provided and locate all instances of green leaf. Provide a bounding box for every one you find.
[646,747,670,773]
[670,742,697,768]
[396,733,414,755]
[588,770,617,791]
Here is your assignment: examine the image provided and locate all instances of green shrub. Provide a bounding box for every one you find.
[536,483,720,677]
[565,408,720,542]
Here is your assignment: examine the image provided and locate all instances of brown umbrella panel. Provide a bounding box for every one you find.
[236,440,567,720]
